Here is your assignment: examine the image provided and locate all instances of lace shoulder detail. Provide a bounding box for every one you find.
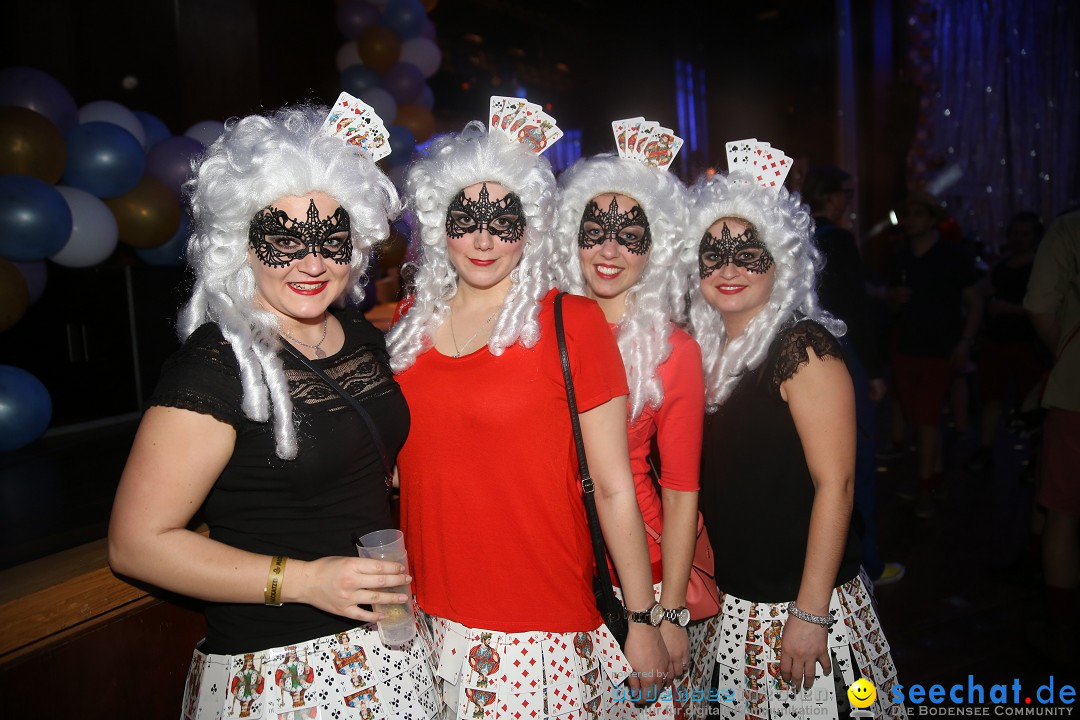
[771,319,845,391]
[149,323,245,428]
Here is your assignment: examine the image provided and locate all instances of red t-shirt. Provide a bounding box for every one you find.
[617,326,705,580]
[395,289,629,632]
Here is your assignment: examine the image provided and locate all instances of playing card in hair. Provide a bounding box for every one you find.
[726,137,758,173]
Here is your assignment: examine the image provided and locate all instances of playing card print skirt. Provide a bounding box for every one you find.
[710,572,908,720]
[425,613,635,720]
[180,622,441,720]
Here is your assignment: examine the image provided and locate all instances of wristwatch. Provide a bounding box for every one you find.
[662,606,691,627]
[625,603,664,627]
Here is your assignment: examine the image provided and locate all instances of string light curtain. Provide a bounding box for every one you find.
[908,0,1079,247]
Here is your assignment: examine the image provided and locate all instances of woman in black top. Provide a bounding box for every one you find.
[108,106,439,719]
[687,163,906,720]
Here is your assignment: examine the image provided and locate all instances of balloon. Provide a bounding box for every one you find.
[386,163,408,190]
[336,0,381,39]
[357,26,401,74]
[0,67,78,133]
[419,17,437,41]
[13,261,46,304]
[383,0,426,38]
[146,135,203,199]
[394,103,435,142]
[105,176,181,248]
[50,186,119,267]
[399,37,442,78]
[341,65,383,98]
[360,88,397,126]
[0,259,29,332]
[416,83,435,110]
[62,122,146,198]
[0,176,73,261]
[336,41,364,73]
[386,125,416,166]
[185,119,225,147]
[134,110,172,150]
[0,106,66,183]
[0,366,53,452]
[136,212,190,266]
[382,63,425,105]
[78,100,147,148]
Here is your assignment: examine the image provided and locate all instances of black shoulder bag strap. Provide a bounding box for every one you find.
[553,293,627,637]
[279,339,394,486]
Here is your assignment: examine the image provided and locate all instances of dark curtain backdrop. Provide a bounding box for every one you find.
[908,0,1079,247]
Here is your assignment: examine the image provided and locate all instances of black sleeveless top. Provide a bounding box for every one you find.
[149,309,408,655]
[699,319,862,603]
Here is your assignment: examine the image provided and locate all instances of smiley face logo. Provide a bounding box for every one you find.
[847,678,877,709]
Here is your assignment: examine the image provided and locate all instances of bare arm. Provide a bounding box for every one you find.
[658,488,697,675]
[777,350,856,692]
[579,396,671,693]
[108,406,409,622]
[952,284,984,369]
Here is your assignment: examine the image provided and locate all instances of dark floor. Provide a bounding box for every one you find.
[2,399,1076,699]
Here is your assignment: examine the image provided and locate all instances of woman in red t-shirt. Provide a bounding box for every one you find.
[554,150,717,718]
[386,110,671,719]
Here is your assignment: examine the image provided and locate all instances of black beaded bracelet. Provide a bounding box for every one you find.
[786,601,834,627]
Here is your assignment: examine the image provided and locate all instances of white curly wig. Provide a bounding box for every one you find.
[553,155,693,421]
[686,173,845,412]
[180,105,401,459]
[386,121,558,371]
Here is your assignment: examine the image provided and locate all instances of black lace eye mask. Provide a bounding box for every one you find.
[698,222,774,278]
[249,199,352,268]
[576,196,652,256]
[444,183,526,243]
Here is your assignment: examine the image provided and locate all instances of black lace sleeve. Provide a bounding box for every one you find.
[771,319,845,391]
[148,323,245,429]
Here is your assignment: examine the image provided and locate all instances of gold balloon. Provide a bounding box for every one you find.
[394,103,436,142]
[358,26,402,74]
[0,259,30,332]
[105,177,181,249]
[0,107,66,184]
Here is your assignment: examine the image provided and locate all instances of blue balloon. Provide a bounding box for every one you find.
[134,110,172,150]
[62,121,146,198]
[0,176,73,261]
[341,65,383,97]
[382,0,426,38]
[0,67,78,133]
[0,366,53,452]
[386,125,416,167]
[417,83,435,110]
[136,212,190,266]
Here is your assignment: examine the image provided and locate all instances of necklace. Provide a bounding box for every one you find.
[281,316,329,359]
[449,306,499,358]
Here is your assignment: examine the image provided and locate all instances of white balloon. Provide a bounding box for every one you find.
[185,119,226,148]
[336,41,364,73]
[79,100,147,148]
[361,89,397,127]
[400,37,442,79]
[51,186,119,267]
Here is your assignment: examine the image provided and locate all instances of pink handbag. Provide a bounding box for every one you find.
[644,513,722,621]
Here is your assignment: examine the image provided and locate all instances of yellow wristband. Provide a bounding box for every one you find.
[265,555,287,606]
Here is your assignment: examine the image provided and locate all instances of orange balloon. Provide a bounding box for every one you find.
[105,177,181,249]
[358,26,402,74]
[394,103,436,142]
[0,107,66,184]
[0,258,30,332]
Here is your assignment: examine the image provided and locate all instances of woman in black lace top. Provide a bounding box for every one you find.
[687,167,906,720]
[107,107,439,719]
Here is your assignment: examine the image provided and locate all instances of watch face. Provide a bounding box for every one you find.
[649,603,664,627]
[677,608,691,626]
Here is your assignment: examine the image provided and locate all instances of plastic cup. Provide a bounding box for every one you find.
[356,529,416,646]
